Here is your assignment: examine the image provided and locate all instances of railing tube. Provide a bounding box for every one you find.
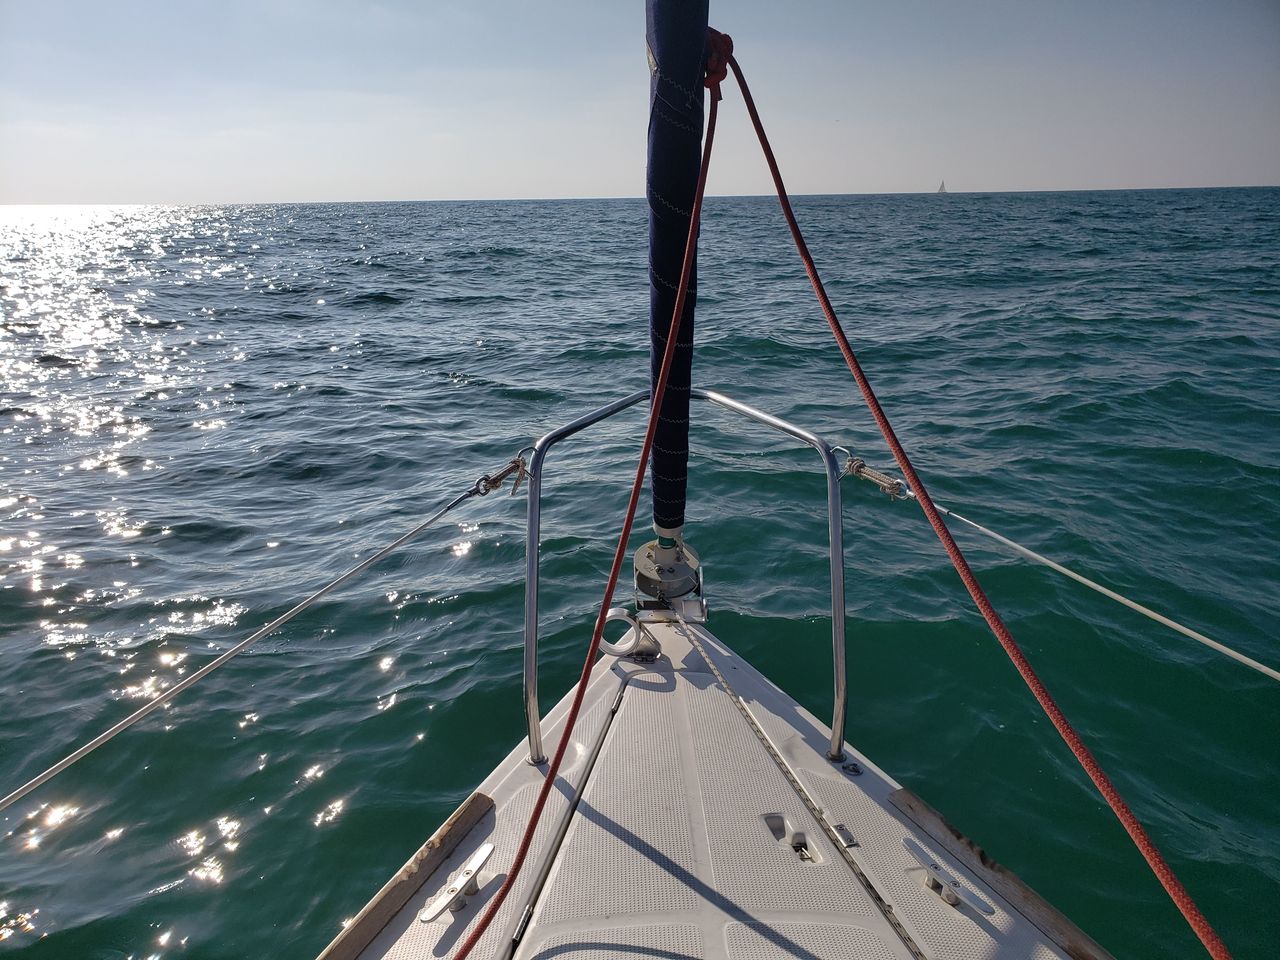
[522,391,650,763]
[522,389,849,764]
[691,390,847,760]
[821,444,848,760]
[522,446,549,764]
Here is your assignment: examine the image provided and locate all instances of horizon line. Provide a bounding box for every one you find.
[2,183,1277,208]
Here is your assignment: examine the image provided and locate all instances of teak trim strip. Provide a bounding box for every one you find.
[315,791,495,960]
[888,788,1115,960]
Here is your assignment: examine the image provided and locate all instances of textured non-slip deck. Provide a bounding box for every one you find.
[325,620,1110,960]
[518,665,908,960]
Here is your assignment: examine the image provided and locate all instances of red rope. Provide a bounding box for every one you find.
[450,69,723,960]
[721,41,1231,960]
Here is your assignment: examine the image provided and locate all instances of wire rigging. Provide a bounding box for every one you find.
[0,455,528,816]
[840,458,1278,684]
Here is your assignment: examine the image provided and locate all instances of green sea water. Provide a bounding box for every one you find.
[1,190,1277,958]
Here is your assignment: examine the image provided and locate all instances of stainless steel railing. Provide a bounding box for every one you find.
[521,390,650,765]
[522,389,849,763]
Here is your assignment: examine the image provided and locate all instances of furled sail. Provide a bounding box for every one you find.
[646,0,708,539]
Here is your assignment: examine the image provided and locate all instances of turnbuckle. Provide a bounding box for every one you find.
[837,449,908,500]
[474,452,529,497]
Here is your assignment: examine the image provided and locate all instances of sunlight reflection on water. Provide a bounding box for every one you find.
[0,194,1275,959]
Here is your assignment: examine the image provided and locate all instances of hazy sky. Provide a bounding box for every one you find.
[1,0,1277,203]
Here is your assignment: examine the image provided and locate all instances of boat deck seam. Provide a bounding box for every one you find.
[680,622,929,960]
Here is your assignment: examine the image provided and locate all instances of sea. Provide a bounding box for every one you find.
[1,188,1277,959]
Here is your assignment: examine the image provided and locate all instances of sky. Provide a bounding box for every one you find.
[1,0,1277,203]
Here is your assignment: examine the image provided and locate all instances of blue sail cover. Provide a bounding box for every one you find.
[646,0,707,534]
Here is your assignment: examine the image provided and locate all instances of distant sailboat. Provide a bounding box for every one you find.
[938,180,947,194]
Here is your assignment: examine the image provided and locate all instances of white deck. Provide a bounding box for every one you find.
[320,620,1111,960]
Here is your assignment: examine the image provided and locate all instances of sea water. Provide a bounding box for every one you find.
[1,189,1277,958]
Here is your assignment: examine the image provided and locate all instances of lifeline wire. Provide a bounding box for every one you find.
[723,34,1231,959]
[0,457,526,816]
[842,460,1279,683]
[935,500,1280,683]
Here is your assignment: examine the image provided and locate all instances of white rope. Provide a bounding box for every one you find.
[0,456,527,816]
[919,496,1279,684]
